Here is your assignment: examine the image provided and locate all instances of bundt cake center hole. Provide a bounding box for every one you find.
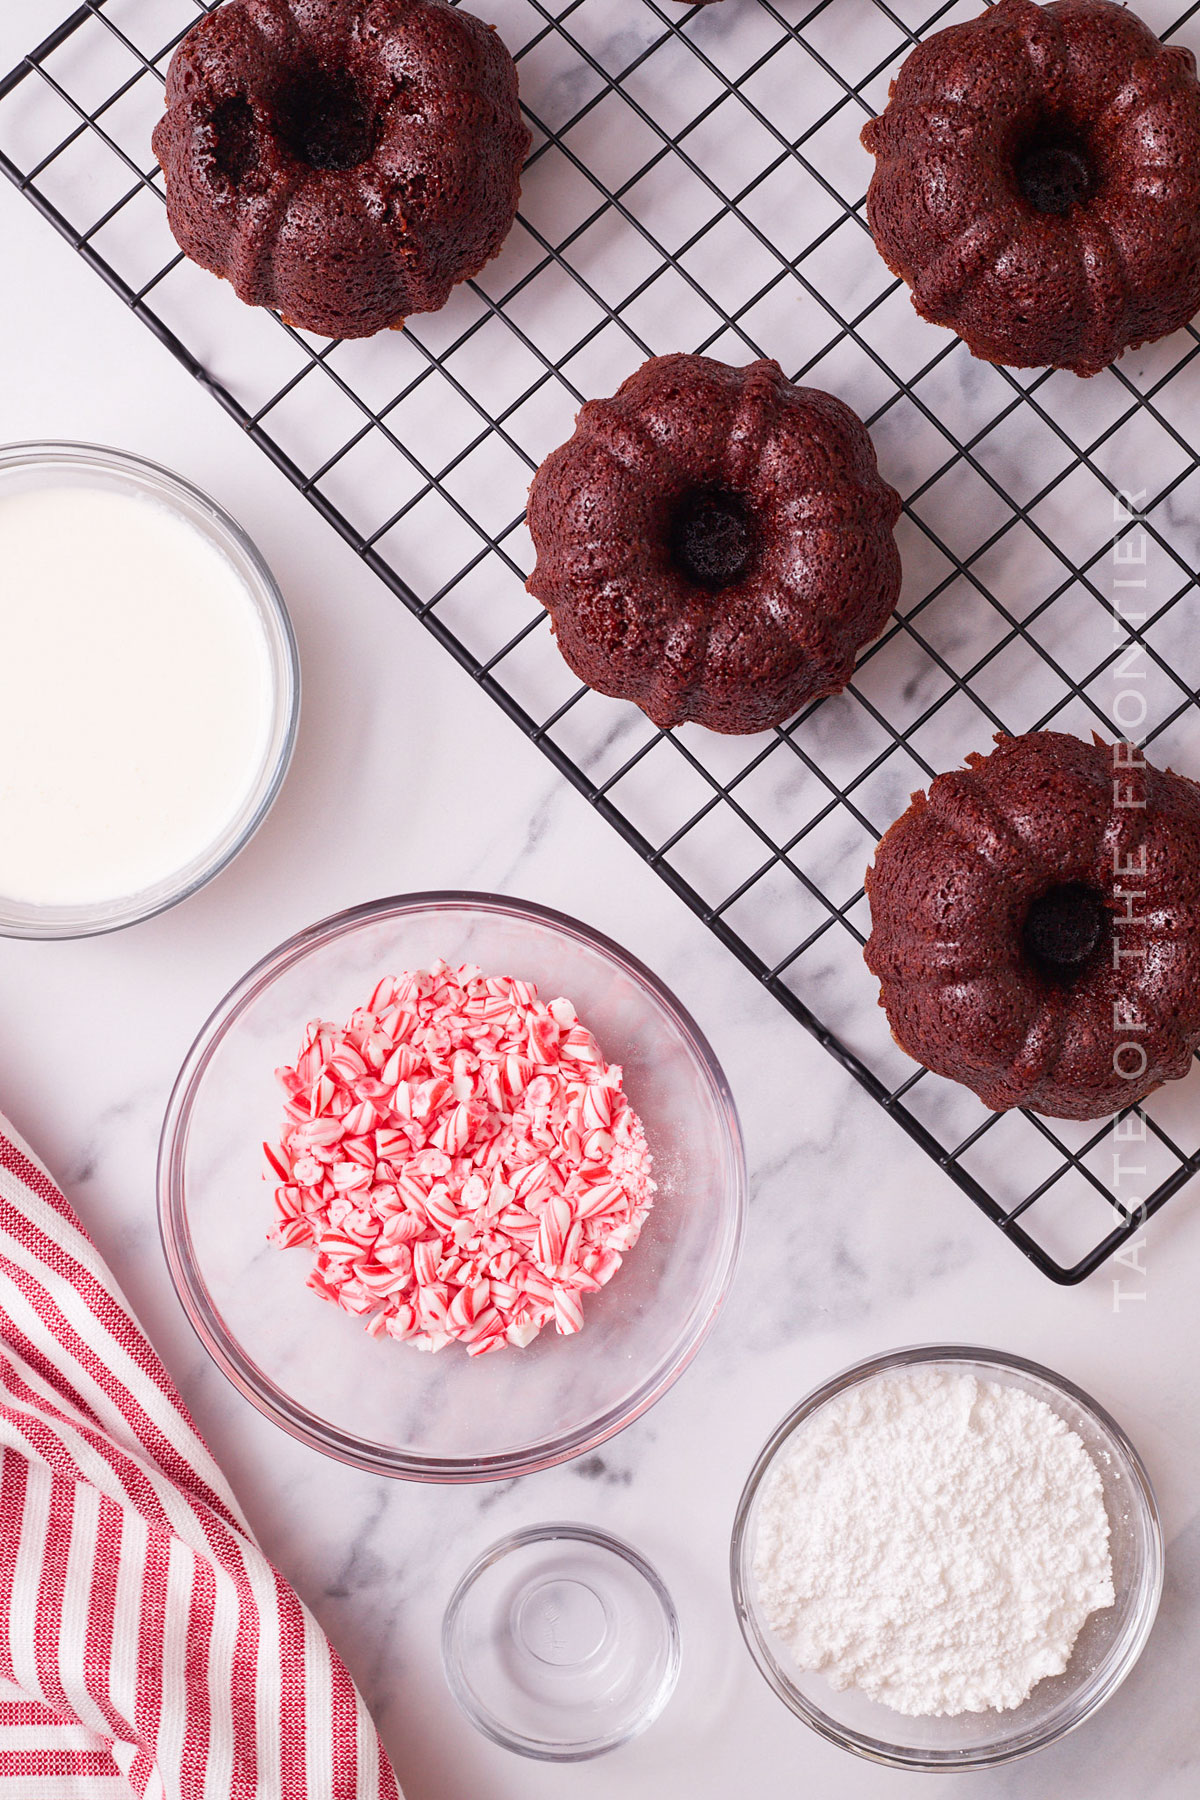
[210,95,259,185]
[670,488,756,591]
[277,70,380,173]
[1022,883,1107,980]
[1015,132,1095,215]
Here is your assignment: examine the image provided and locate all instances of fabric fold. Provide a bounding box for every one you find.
[0,1118,400,1800]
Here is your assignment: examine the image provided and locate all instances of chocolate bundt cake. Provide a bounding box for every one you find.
[864,731,1200,1119]
[861,0,1200,375]
[152,0,530,340]
[526,354,902,735]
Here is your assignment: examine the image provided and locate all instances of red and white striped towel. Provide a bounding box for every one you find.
[0,1115,401,1800]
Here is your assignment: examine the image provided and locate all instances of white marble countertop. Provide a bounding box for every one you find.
[1,5,1199,1795]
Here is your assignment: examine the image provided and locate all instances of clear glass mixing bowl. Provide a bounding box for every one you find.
[159,892,746,1481]
[0,441,298,938]
[731,1345,1163,1769]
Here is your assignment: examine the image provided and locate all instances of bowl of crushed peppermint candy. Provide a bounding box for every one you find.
[160,891,745,1481]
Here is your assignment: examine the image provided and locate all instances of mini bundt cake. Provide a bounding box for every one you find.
[526,353,902,735]
[861,0,1200,375]
[864,731,1200,1119]
[152,0,530,340]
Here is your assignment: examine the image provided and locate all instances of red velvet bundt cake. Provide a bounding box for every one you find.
[526,354,902,735]
[864,731,1200,1119]
[861,0,1200,375]
[152,0,530,340]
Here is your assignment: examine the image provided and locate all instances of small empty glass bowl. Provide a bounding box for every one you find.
[442,1523,680,1759]
[159,892,746,1481]
[0,442,298,938]
[731,1345,1163,1769]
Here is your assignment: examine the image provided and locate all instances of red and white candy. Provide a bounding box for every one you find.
[266,962,655,1356]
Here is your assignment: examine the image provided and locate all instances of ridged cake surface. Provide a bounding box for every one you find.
[865,731,1200,1119]
[862,0,1200,374]
[526,353,902,736]
[152,0,529,339]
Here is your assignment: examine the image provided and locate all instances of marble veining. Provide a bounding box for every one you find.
[0,2,1199,1796]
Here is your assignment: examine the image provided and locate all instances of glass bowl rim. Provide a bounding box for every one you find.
[158,889,747,1482]
[440,1519,682,1761]
[0,438,299,939]
[730,1342,1164,1771]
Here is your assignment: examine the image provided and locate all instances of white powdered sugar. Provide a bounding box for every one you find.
[752,1367,1115,1717]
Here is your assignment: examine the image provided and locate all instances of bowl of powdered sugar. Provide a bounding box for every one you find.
[731,1345,1162,1768]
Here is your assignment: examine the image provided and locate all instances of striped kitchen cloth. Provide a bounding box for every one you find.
[0,1114,401,1800]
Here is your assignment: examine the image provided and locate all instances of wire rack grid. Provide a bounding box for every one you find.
[3,0,1200,1284]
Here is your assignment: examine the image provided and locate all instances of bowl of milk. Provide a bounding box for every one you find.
[0,442,299,936]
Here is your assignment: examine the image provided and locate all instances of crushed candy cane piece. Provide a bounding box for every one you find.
[266,961,655,1355]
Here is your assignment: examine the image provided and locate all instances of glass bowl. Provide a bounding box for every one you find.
[0,441,298,938]
[731,1345,1163,1770]
[442,1523,680,1759]
[159,892,746,1481]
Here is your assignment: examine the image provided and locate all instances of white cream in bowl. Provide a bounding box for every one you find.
[0,482,275,908]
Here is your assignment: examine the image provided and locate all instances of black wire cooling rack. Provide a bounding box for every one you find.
[3,0,1200,1283]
